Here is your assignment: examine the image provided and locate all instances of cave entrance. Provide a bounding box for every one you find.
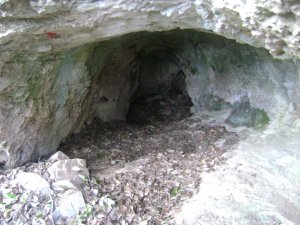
[87,29,275,130]
[59,28,281,191]
[57,28,299,222]
[58,32,240,223]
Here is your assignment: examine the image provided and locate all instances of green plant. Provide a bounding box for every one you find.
[5,193,16,199]
[3,192,17,205]
[36,210,43,218]
[76,205,93,224]
[170,186,180,197]
[81,205,93,218]
[96,151,106,159]
[96,178,101,184]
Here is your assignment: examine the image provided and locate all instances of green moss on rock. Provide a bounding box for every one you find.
[226,96,270,128]
[253,108,270,128]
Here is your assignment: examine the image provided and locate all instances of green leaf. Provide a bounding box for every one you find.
[170,186,180,197]
[6,192,16,199]
[79,205,93,220]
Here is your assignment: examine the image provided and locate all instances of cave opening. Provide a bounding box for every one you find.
[81,29,284,131]
[60,30,246,171]
[59,28,295,170]
[55,29,300,222]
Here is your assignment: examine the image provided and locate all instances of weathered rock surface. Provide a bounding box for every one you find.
[0,0,299,59]
[52,190,86,220]
[48,158,89,189]
[13,171,51,195]
[52,180,79,193]
[48,151,70,163]
[0,0,299,168]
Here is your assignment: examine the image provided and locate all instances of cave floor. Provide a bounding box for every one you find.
[59,93,239,224]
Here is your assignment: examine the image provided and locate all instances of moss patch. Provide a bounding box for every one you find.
[253,108,270,128]
[226,96,270,128]
[96,151,107,159]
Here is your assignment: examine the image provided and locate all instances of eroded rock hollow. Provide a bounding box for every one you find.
[0,1,300,169]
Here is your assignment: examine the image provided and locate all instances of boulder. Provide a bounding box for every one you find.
[52,191,85,220]
[48,158,89,189]
[48,151,70,164]
[13,172,51,195]
[51,180,79,193]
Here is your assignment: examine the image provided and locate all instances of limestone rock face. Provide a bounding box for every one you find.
[0,0,299,59]
[0,0,300,168]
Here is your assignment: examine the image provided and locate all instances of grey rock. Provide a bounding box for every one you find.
[51,180,79,193]
[0,141,9,168]
[48,158,89,189]
[52,191,85,220]
[0,150,8,168]
[48,151,70,164]
[13,172,51,195]
[226,96,270,127]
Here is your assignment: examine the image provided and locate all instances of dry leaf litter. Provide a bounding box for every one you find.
[0,92,238,224]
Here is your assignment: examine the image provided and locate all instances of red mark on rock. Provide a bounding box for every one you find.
[46,32,58,39]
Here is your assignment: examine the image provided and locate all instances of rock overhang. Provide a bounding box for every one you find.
[0,0,300,60]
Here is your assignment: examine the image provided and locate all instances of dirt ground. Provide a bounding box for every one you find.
[59,92,239,224]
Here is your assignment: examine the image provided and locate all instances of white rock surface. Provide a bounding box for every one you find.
[51,179,79,193]
[48,158,89,188]
[52,190,85,220]
[48,151,70,163]
[0,0,299,59]
[13,172,51,195]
